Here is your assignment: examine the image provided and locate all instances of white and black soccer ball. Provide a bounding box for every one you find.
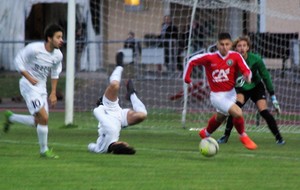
[199,137,219,157]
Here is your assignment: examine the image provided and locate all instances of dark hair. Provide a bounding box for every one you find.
[218,32,232,41]
[108,143,136,155]
[44,24,64,42]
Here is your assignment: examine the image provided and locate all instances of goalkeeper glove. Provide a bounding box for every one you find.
[235,76,245,87]
[271,95,281,114]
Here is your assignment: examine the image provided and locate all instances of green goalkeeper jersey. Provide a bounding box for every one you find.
[236,52,275,95]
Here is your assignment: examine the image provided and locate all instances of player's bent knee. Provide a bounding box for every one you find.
[140,112,147,120]
[35,113,49,125]
[109,80,120,90]
[38,118,48,125]
[229,106,243,118]
[127,110,147,125]
[135,112,147,123]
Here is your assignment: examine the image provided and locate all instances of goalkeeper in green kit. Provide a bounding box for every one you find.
[217,36,285,145]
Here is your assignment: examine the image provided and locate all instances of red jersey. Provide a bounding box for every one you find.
[183,51,251,92]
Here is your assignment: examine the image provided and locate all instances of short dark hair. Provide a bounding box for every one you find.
[44,24,64,42]
[108,143,136,155]
[218,32,232,41]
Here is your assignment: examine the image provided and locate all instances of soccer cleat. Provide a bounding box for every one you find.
[40,149,59,159]
[125,79,136,101]
[116,52,124,67]
[3,110,13,133]
[217,135,229,144]
[199,128,208,139]
[276,139,286,145]
[240,136,257,150]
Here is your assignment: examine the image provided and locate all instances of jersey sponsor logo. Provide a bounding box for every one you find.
[33,64,51,75]
[212,68,230,82]
[226,59,233,66]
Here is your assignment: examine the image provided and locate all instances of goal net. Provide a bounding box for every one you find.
[72,0,300,133]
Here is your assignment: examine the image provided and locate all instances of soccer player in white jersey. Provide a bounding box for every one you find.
[88,52,147,154]
[183,33,257,150]
[3,24,64,158]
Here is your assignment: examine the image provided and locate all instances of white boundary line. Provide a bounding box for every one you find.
[1,139,300,161]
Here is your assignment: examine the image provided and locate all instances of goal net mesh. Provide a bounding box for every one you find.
[72,0,300,133]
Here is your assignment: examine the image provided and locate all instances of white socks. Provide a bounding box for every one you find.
[9,113,49,153]
[37,124,49,153]
[9,113,35,127]
[130,93,147,114]
[109,66,123,83]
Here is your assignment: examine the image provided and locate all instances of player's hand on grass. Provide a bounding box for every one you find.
[271,95,281,114]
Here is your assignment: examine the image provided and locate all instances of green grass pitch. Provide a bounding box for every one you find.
[1,111,300,190]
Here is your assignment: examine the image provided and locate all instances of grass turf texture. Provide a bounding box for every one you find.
[1,111,300,190]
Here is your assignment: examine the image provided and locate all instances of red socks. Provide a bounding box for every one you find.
[206,115,222,134]
[200,115,246,137]
[232,116,245,135]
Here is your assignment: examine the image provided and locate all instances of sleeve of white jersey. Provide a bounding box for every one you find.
[51,52,63,79]
[14,45,34,73]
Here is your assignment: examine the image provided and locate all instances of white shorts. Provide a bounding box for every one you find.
[19,78,48,115]
[101,95,130,127]
[88,95,130,153]
[210,88,236,116]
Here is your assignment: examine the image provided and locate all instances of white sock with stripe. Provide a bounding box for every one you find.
[130,93,147,114]
[9,113,35,127]
[109,66,123,83]
[37,124,49,153]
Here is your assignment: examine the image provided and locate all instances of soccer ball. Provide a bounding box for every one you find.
[199,137,219,157]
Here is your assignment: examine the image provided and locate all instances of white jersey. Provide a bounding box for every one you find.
[14,42,63,93]
[88,95,130,153]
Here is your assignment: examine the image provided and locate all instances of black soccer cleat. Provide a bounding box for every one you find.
[116,52,124,67]
[276,139,286,145]
[217,135,229,144]
[125,79,136,101]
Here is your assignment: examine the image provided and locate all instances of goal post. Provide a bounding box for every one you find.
[182,0,198,129]
[67,0,300,133]
[65,0,76,125]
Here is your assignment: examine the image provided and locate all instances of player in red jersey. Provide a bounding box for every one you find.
[183,33,257,150]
